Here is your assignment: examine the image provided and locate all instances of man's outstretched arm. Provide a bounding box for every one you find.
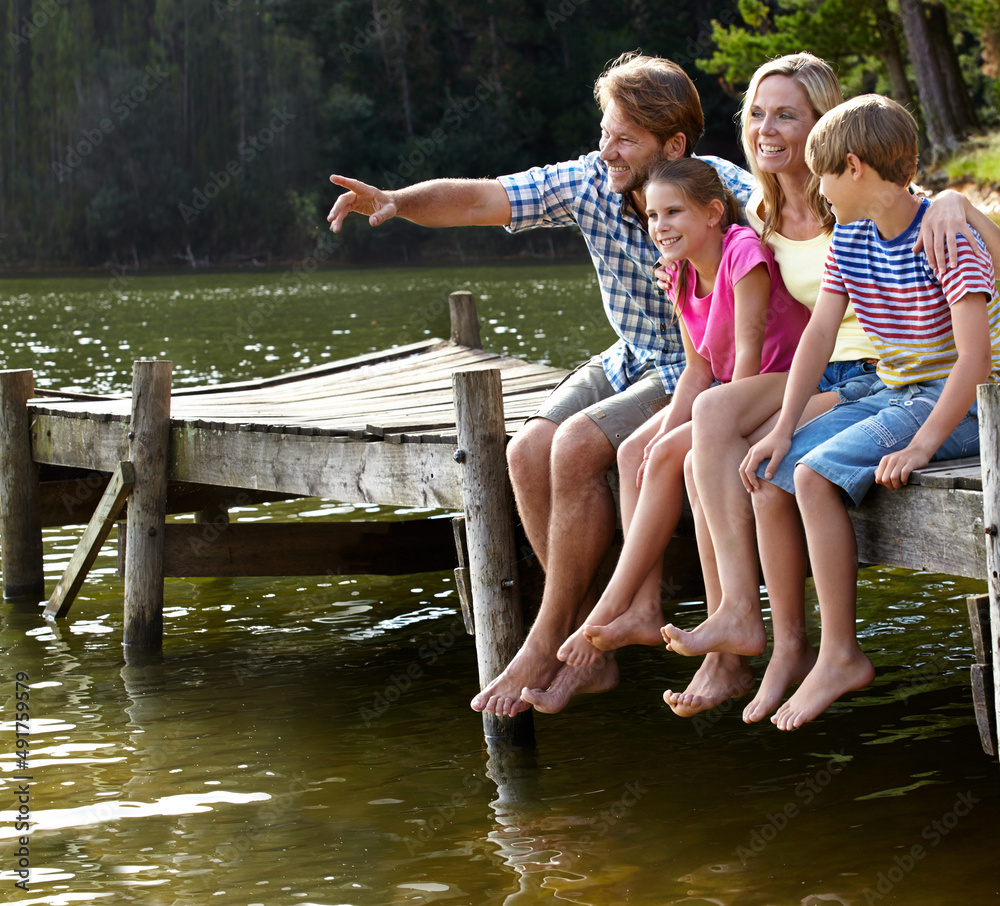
[328,175,513,232]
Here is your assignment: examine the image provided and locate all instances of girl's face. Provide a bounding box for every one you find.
[746,75,819,178]
[645,181,721,263]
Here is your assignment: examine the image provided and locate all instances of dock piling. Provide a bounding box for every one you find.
[449,291,483,350]
[0,369,44,599]
[453,368,533,744]
[977,382,1000,758]
[123,360,172,652]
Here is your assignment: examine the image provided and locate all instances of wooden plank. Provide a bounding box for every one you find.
[162,519,457,577]
[170,423,465,508]
[451,515,475,634]
[44,462,135,619]
[977,382,1000,762]
[968,593,992,665]
[971,664,997,756]
[908,457,982,490]
[849,484,986,578]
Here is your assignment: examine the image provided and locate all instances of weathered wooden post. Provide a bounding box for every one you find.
[449,291,483,350]
[977,382,1000,758]
[0,369,44,599]
[453,367,533,744]
[123,360,172,652]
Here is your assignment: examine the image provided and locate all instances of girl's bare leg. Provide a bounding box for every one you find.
[664,450,754,716]
[559,422,691,664]
[742,475,817,723]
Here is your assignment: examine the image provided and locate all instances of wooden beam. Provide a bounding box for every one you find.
[44,462,134,619]
[0,369,44,598]
[850,484,986,579]
[454,368,533,744]
[161,519,457,577]
[123,361,172,652]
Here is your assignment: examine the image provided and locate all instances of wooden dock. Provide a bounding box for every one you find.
[1,290,999,754]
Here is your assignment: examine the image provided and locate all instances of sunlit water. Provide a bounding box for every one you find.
[1,265,998,905]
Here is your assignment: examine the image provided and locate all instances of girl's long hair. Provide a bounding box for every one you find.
[646,158,740,318]
[739,52,842,245]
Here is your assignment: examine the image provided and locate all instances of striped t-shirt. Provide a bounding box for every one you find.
[821,198,998,388]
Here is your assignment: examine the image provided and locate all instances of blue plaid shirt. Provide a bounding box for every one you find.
[498,152,755,392]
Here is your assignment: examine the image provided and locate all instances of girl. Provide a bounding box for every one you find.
[556,157,810,668]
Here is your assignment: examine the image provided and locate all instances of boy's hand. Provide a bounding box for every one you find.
[739,430,791,492]
[875,443,933,489]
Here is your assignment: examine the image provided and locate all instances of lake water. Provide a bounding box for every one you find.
[1,264,998,905]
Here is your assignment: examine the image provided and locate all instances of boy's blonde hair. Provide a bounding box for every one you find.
[805,94,918,187]
[740,52,843,246]
[595,52,704,156]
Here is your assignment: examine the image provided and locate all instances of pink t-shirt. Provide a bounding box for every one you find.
[669,224,811,383]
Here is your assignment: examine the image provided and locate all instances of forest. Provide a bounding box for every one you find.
[1,0,998,269]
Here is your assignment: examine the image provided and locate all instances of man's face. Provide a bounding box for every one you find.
[599,99,672,197]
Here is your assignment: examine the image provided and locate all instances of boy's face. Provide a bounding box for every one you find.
[818,169,864,225]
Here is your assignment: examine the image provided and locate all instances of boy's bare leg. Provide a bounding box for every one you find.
[664,451,753,715]
[472,414,617,716]
[742,479,817,723]
[566,423,691,660]
[771,466,875,730]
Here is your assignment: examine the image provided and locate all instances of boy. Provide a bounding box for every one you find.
[739,94,999,730]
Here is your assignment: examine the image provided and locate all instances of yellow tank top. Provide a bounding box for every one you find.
[747,188,877,362]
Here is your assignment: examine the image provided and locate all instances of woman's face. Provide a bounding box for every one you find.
[746,75,819,178]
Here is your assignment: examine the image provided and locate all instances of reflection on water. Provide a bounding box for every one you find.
[1,267,998,905]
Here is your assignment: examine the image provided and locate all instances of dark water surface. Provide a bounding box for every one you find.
[1,266,998,905]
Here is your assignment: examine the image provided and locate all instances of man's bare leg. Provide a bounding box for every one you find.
[663,451,753,716]
[472,414,618,715]
[742,478,816,723]
[771,467,874,730]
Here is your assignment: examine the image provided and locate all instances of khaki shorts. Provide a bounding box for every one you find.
[531,355,671,449]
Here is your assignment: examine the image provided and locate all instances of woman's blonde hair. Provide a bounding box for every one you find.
[739,52,843,245]
[646,158,740,317]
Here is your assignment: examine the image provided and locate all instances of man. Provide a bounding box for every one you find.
[327,52,754,717]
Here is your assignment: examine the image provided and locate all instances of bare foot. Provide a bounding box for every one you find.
[663,652,754,717]
[521,655,619,714]
[583,599,665,651]
[771,646,875,730]
[557,626,604,667]
[743,641,817,723]
[470,643,561,717]
[661,602,767,658]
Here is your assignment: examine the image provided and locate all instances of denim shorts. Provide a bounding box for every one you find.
[532,356,671,448]
[818,358,880,402]
[761,377,980,505]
